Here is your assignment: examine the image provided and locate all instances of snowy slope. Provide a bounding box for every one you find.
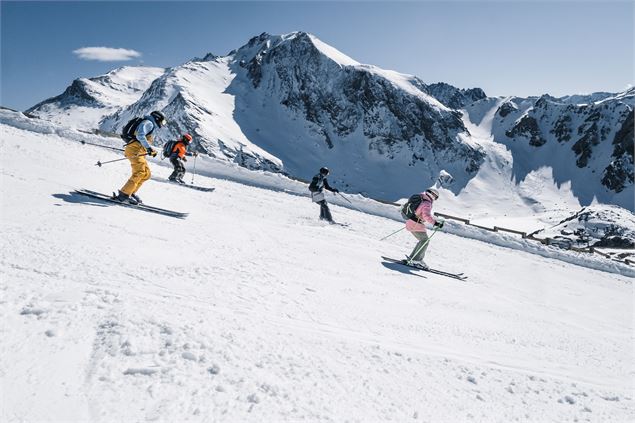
[26,66,166,130]
[99,57,284,172]
[1,113,633,422]
[462,90,635,210]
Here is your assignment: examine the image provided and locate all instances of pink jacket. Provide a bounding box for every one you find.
[405,192,437,233]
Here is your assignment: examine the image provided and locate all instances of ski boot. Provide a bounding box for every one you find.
[130,193,143,204]
[112,190,138,205]
[403,256,429,270]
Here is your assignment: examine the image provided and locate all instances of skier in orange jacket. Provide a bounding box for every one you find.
[168,133,194,184]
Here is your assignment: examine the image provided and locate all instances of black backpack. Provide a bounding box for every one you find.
[162,140,177,158]
[400,194,424,222]
[120,117,143,143]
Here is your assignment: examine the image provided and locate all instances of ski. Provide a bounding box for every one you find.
[381,256,467,280]
[154,177,215,192]
[74,189,188,219]
[175,183,215,192]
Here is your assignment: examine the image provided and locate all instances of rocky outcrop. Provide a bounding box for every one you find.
[234,32,484,175]
[424,82,487,109]
[602,110,634,192]
[506,115,546,147]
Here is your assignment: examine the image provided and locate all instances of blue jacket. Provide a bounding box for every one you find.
[134,115,160,149]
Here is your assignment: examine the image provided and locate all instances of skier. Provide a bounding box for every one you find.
[309,167,339,223]
[114,110,167,204]
[404,188,444,269]
[167,133,194,184]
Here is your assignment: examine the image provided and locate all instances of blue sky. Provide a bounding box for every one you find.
[1,1,632,111]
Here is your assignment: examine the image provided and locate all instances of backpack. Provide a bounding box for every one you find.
[162,140,177,158]
[400,194,424,222]
[120,117,143,143]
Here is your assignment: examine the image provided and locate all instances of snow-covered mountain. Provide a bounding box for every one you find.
[24,31,634,210]
[94,32,484,197]
[463,90,634,208]
[26,66,167,130]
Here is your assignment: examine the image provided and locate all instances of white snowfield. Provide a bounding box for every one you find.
[1,118,633,422]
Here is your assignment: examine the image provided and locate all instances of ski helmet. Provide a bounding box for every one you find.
[425,188,439,200]
[150,110,167,127]
[182,133,193,143]
[319,167,330,175]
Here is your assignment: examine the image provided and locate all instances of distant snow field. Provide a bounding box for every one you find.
[1,112,633,422]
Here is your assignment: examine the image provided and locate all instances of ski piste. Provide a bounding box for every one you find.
[74,189,188,219]
[381,256,467,280]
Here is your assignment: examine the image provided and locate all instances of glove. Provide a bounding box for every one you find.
[181,156,188,162]
[433,220,444,229]
[193,152,199,157]
[146,148,157,157]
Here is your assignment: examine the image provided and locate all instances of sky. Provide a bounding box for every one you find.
[1,0,633,111]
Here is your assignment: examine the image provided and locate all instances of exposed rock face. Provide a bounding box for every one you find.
[23,32,633,204]
[424,82,487,109]
[602,110,634,193]
[487,90,634,201]
[232,32,484,177]
[506,115,546,147]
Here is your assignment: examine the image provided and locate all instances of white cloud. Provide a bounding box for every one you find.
[73,47,141,61]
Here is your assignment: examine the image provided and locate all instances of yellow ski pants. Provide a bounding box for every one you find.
[120,142,151,195]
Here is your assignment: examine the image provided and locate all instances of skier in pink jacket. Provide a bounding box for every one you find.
[405,188,444,269]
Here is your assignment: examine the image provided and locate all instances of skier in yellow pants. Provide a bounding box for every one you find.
[114,110,167,204]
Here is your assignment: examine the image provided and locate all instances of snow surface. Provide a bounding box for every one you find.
[1,112,633,422]
[307,34,360,67]
[26,66,166,130]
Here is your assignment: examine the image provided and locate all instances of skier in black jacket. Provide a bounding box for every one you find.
[309,167,339,223]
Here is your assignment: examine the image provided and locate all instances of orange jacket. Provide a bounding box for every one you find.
[171,141,187,158]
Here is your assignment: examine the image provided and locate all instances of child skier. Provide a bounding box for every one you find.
[167,133,194,184]
[404,188,444,269]
[308,167,339,223]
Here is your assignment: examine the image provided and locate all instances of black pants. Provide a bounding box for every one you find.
[169,157,186,181]
[318,200,333,222]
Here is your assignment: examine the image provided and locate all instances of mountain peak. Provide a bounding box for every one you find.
[304,33,360,67]
[231,31,360,68]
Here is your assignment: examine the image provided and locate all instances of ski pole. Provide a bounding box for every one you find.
[80,140,125,152]
[336,191,364,214]
[379,226,405,241]
[191,153,198,184]
[406,227,440,265]
[95,153,147,167]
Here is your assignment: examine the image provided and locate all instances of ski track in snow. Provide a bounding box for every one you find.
[1,123,633,422]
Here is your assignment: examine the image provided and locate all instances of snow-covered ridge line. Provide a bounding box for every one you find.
[0,110,120,149]
[24,31,633,208]
[3,109,631,277]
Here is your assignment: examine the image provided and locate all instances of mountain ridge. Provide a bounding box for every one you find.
[23,31,634,209]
